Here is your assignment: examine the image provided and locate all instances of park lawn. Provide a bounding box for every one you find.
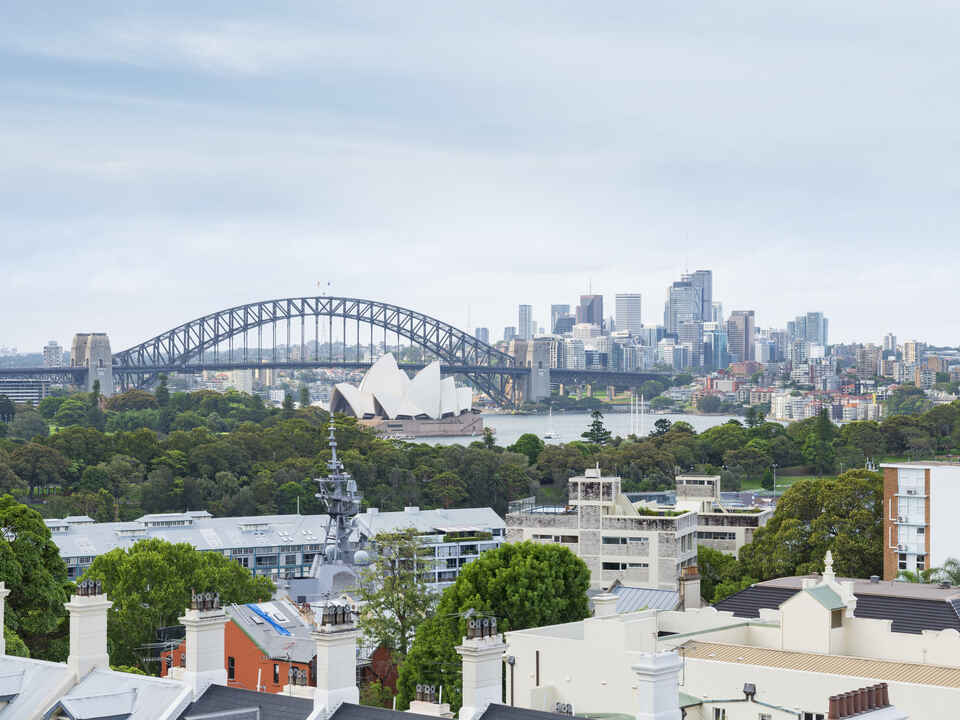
[739,474,833,490]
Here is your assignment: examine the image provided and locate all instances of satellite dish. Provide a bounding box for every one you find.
[354,550,372,566]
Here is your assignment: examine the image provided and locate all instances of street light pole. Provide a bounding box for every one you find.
[772,463,779,502]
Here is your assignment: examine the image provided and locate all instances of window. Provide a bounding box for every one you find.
[713,709,726,720]
[831,609,843,628]
[759,715,772,720]
[917,527,925,535]
[603,536,627,544]
[917,555,926,570]
[284,554,297,566]
[228,656,235,680]
[273,664,280,684]
[602,562,626,571]
[898,553,907,570]
[802,713,824,720]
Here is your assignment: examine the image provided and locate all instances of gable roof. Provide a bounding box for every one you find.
[329,703,574,720]
[713,578,960,634]
[806,585,845,610]
[179,684,312,720]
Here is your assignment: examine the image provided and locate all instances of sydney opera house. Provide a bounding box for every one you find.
[329,354,482,437]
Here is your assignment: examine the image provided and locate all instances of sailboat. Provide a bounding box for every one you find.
[543,406,559,440]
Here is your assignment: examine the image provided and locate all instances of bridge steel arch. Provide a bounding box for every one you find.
[113,296,520,404]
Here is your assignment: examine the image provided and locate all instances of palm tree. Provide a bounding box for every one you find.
[937,557,960,586]
[897,567,941,584]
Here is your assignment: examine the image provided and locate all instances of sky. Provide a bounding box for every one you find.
[2,1,959,352]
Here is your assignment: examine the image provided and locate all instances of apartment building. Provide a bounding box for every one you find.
[505,468,698,590]
[674,475,773,556]
[881,461,960,581]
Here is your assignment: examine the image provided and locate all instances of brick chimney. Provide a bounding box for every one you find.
[178,590,228,700]
[0,581,9,656]
[409,684,454,718]
[828,683,898,719]
[455,617,503,720]
[631,651,683,720]
[66,579,113,678]
[312,604,359,713]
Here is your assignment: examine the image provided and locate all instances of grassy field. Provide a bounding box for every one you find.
[739,474,833,491]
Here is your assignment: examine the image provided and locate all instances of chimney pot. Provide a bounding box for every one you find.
[828,695,839,720]
[880,683,889,706]
[866,685,875,709]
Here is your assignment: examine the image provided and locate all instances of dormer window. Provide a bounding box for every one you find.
[831,609,843,628]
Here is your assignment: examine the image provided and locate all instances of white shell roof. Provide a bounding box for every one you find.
[332,353,472,421]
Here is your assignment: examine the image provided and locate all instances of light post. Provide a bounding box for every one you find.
[772,463,779,501]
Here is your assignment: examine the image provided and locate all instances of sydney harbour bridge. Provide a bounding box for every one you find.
[2,296,669,406]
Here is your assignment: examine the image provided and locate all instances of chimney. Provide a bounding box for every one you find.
[594,593,618,618]
[631,651,683,720]
[66,579,113,678]
[827,683,896,720]
[409,684,454,718]
[312,604,359,713]
[0,581,9,656]
[678,566,701,610]
[455,617,503,720]
[178,591,228,700]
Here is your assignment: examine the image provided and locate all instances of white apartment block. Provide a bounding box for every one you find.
[674,475,773,556]
[506,468,698,590]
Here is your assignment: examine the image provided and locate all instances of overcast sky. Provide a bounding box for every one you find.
[3,2,958,352]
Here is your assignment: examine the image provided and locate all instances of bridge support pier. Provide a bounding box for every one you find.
[71,333,114,397]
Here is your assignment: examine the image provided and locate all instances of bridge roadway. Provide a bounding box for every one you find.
[0,362,671,387]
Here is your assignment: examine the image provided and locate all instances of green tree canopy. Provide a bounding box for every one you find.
[8,410,49,441]
[356,530,436,662]
[507,433,544,465]
[82,538,275,669]
[0,495,70,659]
[738,469,882,581]
[581,409,612,445]
[397,541,589,712]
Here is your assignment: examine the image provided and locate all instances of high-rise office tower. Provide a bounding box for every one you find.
[504,326,517,342]
[615,293,643,336]
[550,304,571,333]
[726,311,756,363]
[518,305,533,340]
[790,312,829,346]
[711,302,724,324]
[883,333,897,354]
[475,328,490,344]
[903,341,921,366]
[682,270,713,324]
[678,321,704,367]
[576,295,604,327]
[664,281,702,334]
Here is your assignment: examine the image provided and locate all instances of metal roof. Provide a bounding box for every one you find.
[355,507,505,538]
[806,586,845,610]
[608,585,680,613]
[45,512,333,559]
[0,656,76,718]
[58,689,138,719]
[681,640,960,688]
[227,600,318,663]
[56,668,189,720]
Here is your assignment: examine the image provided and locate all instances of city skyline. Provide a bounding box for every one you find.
[4,3,960,349]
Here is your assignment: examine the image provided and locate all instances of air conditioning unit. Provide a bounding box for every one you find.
[897,544,906,551]
[898,516,906,523]
[906,489,917,495]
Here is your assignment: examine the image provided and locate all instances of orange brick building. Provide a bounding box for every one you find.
[163,600,316,692]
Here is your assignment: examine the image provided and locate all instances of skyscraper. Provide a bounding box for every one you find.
[475,327,490,344]
[883,333,897,353]
[664,281,702,334]
[576,295,604,327]
[678,321,704,367]
[550,304,571,333]
[504,326,517,342]
[518,305,533,340]
[726,310,756,363]
[790,312,829,346]
[682,270,713,324]
[43,340,63,368]
[615,293,643,335]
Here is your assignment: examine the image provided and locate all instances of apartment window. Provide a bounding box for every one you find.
[602,562,626,571]
[831,609,843,628]
[228,656,235,680]
[802,713,825,720]
[273,664,280,684]
[759,715,772,720]
[284,554,297,566]
[917,527,925,535]
[713,709,726,720]
[898,553,908,571]
[917,555,926,570]
[603,536,628,544]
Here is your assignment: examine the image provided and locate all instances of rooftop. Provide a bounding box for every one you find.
[680,640,960,689]
[713,575,960,634]
[356,506,505,537]
[180,683,312,720]
[880,461,960,468]
[227,600,318,663]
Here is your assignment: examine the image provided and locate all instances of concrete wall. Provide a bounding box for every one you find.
[683,657,959,720]
[930,466,960,569]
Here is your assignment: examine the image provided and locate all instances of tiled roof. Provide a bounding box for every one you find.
[680,640,960,688]
[712,582,960,634]
[180,684,312,720]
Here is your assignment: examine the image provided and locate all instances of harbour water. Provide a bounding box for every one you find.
[412,410,741,446]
